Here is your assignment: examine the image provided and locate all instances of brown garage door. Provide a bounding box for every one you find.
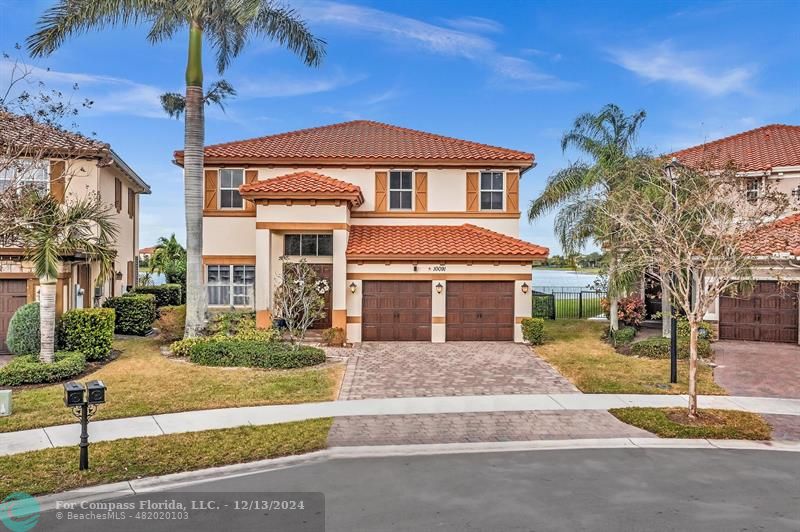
[446,281,514,341]
[719,281,798,343]
[362,281,431,341]
[1,279,29,353]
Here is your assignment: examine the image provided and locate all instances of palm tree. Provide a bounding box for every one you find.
[528,104,646,330]
[27,1,326,337]
[15,191,117,363]
[150,234,186,276]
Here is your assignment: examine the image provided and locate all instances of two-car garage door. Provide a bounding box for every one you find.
[719,281,798,343]
[361,280,515,342]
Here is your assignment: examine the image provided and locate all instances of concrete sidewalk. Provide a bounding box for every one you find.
[2,393,798,456]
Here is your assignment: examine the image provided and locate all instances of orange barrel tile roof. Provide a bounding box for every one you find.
[740,213,800,256]
[239,170,364,205]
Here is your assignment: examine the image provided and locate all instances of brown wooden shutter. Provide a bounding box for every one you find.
[127,260,134,287]
[506,172,519,212]
[244,169,258,212]
[114,178,122,212]
[466,171,479,212]
[414,171,428,212]
[128,188,135,218]
[204,170,218,211]
[374,171,388,212]
[49,160,65,203]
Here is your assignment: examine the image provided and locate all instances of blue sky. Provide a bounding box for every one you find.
[1,0,798,253]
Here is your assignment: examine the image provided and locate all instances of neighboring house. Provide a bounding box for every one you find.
[138,246,157,263]
[0,112,150,352]
[672,124,800,344]
[174,120,548,343]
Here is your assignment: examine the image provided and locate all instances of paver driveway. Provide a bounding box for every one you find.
[336,342,578,400]
[713,341,800,398]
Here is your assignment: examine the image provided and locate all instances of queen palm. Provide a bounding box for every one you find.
[27,0,326,337]
[528,104,646,330]
[16,191,117,363]
[150,233,186,277]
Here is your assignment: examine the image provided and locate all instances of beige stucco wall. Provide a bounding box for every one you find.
[256,203,349,224]
[203,217,257,256]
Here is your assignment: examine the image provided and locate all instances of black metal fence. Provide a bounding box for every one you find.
[532,287,607,320]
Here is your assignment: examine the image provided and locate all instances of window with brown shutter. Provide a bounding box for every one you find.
[414,171,428,212]
[506,172,519,213]
[114,178,122,212]
[49,160,66,203]
[128,188,135,218]
[374,171,388,211]
[466,171,479,211]
[204,170,218,211]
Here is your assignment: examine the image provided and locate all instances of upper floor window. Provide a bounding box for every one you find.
[389,170,413,210]
[284,234,333,256]
[220,168,244,209]
[792,186,800,202]
[0,158,49,194]
[480,171,504,210]
[745,178,760,204]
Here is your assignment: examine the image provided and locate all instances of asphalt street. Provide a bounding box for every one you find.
[41,448,800,532]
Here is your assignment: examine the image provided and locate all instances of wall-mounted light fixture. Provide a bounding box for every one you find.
[115,271,123,281]
[349,282,357,294]
[435,282,443,294]
[521,282,529,294]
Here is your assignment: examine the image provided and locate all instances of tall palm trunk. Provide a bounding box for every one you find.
[183,20,207,337]
[38,278,56,363]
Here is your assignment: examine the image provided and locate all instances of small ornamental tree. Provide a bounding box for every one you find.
[272,258,329,348]
[600,157,789,417]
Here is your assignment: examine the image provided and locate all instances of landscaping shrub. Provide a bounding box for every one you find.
[6,303,41,356]
[0,351,86,386]
[676,318,714,340]
[321,327,345,346]
[169,337,207,357]
[60,308,115,361]
[629,336,713,359]
[521,317,545,345]
[234,327,280,342]
[205,310,257,336]
[613,326,637,345]
[601,295,646,328]
[189,339,326,369]
[128,284,182,308]
[103,294,157,336]
[154,305,185,342]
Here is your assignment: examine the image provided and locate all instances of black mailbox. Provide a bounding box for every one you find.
[86,380,106,405]
[64,382,85,407]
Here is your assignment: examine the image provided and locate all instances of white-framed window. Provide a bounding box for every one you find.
[207,264,255,306]
[480,171,504,210]
[745,178,760,203]
[219,168,244,209]
[792,186,800,202]
[389,170,413,210]
[284,234,333,256]
[0,158,49,193]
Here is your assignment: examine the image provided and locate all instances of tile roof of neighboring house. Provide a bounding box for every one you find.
[239,171,364,205]
[740,213,800,257]
[138,246,156,255]
[671,124,800,172]
[175,120,534,166]
[346,224,549,260]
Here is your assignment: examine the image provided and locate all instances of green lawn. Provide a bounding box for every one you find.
[0,418,332,497]
[534,320,726,395]
[610,408,771,440]
[0,337,342,433]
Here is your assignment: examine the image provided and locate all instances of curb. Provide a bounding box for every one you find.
[32,438,800,511]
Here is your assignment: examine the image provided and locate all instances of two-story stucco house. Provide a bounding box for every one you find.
[175,120,548,343]
[0,112,150,352]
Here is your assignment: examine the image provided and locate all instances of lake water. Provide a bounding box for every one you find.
[532,269,601,291]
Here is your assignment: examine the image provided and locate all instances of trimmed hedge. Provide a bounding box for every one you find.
[629,336,713,359]
[169,337,206,357]
[0,351,86,386]
[103,294,157,336]
[676,318,714,340]
[189,339,326,369]
[521,318,545,345]
[128,284,182,308]
[60,308,115,361]
[613,326,637,346]
[6,303,40,356]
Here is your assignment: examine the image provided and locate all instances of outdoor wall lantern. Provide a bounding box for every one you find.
[435,282,443,294]
[63,380,106,470]
[115,271,123,281]
[521,282,529,294]
[349,282,357,294]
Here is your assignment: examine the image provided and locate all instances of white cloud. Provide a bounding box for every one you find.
[608,41,755,96]
[233,70,365,99]
[442,16,503,34]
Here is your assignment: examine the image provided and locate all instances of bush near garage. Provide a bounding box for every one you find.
[0,351,86,386]
[675,318,714,340]
[321,327,345,346]
[629,336,712,359]
[102,294,157,336]
[154,305,186,342]
[611,326,637,346]
[6,303,41,356]
[189,339,326,369]
[521,318,545,345]
[60,308,115,361]
[127,284,182,308]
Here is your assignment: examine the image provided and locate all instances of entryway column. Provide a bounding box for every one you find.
[331,229,348,331]
[431,280,446,342]
[255,227,272,328]
[514,279,532,343]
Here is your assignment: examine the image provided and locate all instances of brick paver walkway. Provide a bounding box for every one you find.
[714,341,800,398]
[763,414,800,440]
[327,410,654,446]
[336,342,578,400]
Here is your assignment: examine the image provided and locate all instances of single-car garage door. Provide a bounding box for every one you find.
[446,281,514,341]
[362,281,431,341]
[1,279,28,353]
[719,281,798,343]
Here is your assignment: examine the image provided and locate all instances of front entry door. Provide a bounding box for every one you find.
[309,264,333,330]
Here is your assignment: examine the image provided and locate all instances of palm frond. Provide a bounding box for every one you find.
[527,163,594,220]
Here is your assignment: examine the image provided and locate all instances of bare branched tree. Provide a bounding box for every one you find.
[272,258,329,348]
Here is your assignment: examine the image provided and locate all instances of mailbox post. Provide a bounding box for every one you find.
[63,380,106,470]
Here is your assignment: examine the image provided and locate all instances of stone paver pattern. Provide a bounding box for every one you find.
[763,414,800,440]
[713,341,800,398]
[336,342,578,400]
[327,410,654,446]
